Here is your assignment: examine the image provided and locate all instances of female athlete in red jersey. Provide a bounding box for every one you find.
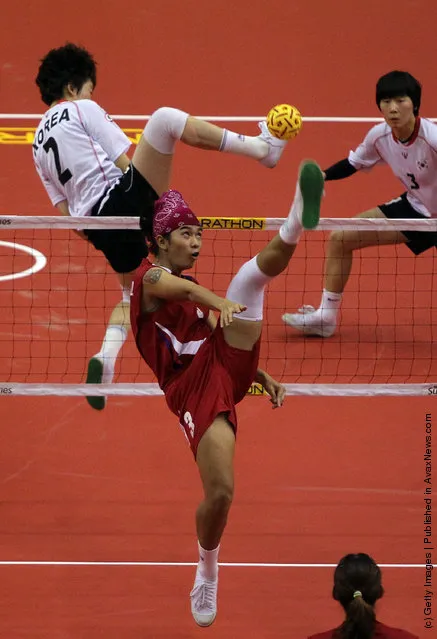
[308,553,418,639]
[130,161,324,626]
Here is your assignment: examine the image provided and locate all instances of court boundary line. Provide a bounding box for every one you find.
[0,241,47,282]
[0,560,432,568]
[1,114,437,123]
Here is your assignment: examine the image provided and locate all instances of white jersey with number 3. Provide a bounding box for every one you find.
[348,117,437,217]
[33,99,131,217]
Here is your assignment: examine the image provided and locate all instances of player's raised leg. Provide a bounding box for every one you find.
[86,271,132,410]
[132,107,289,197]
[224,160,324,351]
[190,415,235,627]
[189,161,324,627]
[282,209,407,337]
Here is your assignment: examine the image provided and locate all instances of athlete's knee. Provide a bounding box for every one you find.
[206,480,234,514]
[121,286,131,304]
[328,230,358,255]
[117,271,135,302]
[143,107,189,154]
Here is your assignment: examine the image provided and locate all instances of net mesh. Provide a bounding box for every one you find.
[1,215,437,395]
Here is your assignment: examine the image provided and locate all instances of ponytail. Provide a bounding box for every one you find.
[334,592,376,639]
[332,554,384,639]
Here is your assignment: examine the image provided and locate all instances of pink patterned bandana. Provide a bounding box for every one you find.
[153,190,200,239]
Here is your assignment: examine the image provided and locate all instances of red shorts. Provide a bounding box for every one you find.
[164,325,261,457]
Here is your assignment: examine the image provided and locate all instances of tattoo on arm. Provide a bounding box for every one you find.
[144,269,163,285]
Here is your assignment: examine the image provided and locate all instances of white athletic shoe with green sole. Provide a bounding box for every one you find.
[85,357,106,411]
[298,160,324,229]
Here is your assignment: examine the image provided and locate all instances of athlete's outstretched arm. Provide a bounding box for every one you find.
[323,157,358,181]
[142,267,246,327]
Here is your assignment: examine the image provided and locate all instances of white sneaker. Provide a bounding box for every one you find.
[280,160,324,243]
[298,160,324,230]
[282,305,337,337]
[257,120,288,168]
[190,565,218,627]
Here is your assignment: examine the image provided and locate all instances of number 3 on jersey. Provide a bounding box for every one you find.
[183,411,195,438]
[43,137,73,186]
[406,172,420,190]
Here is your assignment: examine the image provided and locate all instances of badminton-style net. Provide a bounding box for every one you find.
[0,215,436,397]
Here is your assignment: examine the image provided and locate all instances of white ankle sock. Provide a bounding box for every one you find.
[219,130,267,160]
[319,289,342,319]
[279,184,303,245]
[198,542,220,580]
[96,325,128,382]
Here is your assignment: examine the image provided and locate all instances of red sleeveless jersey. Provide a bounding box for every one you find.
[309,621,419,639]
[130,259,211,390]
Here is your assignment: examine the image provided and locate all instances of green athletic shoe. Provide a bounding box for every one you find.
[298,160,324,230]
[85,357,106,411]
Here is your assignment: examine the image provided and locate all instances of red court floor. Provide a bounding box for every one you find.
[0,1,436,637]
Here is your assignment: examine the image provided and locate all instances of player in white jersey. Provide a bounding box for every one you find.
[282,70,437,337]
[33,44,290,409]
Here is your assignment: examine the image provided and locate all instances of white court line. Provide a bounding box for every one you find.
[0,561,432,568]
[0,241,47,282]
[1,113,437,123]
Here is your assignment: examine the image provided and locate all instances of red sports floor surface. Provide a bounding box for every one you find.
[0,1,436,637]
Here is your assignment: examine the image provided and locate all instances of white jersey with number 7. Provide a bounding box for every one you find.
[348,117,437,217]
[33,99,131,217]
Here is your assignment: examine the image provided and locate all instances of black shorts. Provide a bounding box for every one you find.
[378,193,437,255]
[85,165,159,273]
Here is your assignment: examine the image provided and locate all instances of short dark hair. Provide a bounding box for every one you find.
[148,231,171,256]
[376,70,422,115]
[35,43,97,106]
[332,553,384,639]
[140,215,169,256]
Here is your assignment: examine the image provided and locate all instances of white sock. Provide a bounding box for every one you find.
[319,289,342,320]
[198,542,220,580]
[279,183,303,245]
[219,130,268,160]
[95,324,128,383]
[226,255,273,321]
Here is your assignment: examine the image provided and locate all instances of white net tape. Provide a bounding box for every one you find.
[1,382,435,396]
[1,215,437,231]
